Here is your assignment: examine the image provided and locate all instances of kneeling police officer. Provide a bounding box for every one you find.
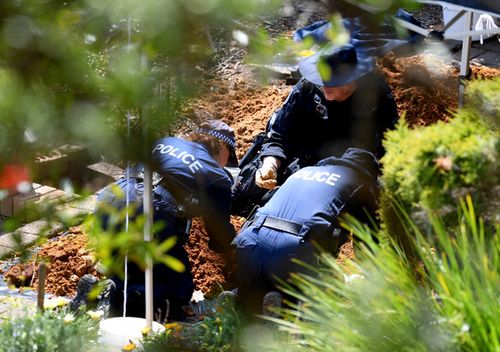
[233,148,379,318]
[93,119,238,320]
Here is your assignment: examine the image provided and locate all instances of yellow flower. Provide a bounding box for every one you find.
[87,310,104,320]
[63,313,75,324]
[297,49,316,58]
[164,322,179,330]
[44,297,70,310]
[122,342,136,351]
[56,297,70,307]
[141,326,151,336]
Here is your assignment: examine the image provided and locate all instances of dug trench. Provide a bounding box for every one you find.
[2,51,499,313]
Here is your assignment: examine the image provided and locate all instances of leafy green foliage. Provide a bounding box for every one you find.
[416,198,500,351]
[0,309,99,352]
[0,0,282,171]
[257,200,499,351]
[85,198,185,278]
[141,300,240,351]
[464,78,500,132]
[380,78,499,239]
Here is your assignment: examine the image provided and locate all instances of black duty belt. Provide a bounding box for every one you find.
[258,215,302,236]
[244,213,345,248]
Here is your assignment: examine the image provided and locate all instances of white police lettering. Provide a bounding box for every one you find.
[292,169,341,186]
[152,143,203,174]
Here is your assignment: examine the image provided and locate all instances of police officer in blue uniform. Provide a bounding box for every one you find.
[233,148,379,317]
[254,44,398,190]
[96,119,238,320]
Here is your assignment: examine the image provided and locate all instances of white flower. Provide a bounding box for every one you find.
[343,273,364,284]
[87,310,104,320]
[63,313,75,324]
[84,34,96,45]
[232,30,249,46]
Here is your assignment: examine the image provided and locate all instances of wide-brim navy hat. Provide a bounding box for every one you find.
[198,119,238,167]
[298,44,375,87]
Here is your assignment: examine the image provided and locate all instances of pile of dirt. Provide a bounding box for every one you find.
[379,52,458,126]
[186,217,244,297]
[4,227,98,297]
[31,228,98,296]
[378,52,500,127]
[195,74,291,158]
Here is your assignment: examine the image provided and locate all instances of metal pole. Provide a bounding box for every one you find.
[141,51,153,328]
[123,14,133,319]
[143,164,154,328]
[458,11,473,107]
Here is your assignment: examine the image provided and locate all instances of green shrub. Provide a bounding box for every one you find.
[141,300,240,351]
[465,78,500,132]
[0,309,99,352]
[417,198,500,351]
[258,200,499,351]
[380,78,499,243]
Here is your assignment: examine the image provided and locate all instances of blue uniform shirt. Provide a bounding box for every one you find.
[261,73,398,170]
[249,148,379,240]
[152,137,235,252]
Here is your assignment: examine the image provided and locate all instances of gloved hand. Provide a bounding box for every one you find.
[255,156,280,189]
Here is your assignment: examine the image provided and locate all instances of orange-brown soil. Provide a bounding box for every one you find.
[4,227,98,296]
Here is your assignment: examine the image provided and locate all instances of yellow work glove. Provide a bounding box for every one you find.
[255,156,280,189]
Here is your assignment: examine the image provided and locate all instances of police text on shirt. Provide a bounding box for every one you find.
[290,168,341,186]
[153,144,203,174]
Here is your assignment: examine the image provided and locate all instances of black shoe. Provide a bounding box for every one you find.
[215,290,238,311]
[262,291,283,319]
[95,279,116,317]
[70,274,98,312]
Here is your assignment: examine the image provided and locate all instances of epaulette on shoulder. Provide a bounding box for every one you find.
[298,79,317,95]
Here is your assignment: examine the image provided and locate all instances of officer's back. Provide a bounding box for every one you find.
[256,147,379,237]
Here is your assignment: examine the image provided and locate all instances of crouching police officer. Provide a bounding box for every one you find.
[231,44,397,217]
[93,119,238,321]
[233,148,379,318]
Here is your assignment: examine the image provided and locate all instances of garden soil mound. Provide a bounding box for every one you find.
[3,52,500,299]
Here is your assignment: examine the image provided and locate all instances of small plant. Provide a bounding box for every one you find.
[464,77,500,132]
[141,300,241,351]
[415,197,500,351]
[0,308,100,352]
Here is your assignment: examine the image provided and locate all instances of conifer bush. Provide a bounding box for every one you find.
[380,78,499,245]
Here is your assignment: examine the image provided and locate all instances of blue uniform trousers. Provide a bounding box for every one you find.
[96,178,194,320]
[234,226,317,316]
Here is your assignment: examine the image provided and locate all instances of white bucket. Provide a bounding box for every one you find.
[442,7,483,41]
[98,317,165,351]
